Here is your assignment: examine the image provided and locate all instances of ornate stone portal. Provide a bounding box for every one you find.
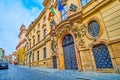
[50,21,86,70]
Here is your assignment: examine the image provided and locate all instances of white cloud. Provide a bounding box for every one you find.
[0,0,44,55]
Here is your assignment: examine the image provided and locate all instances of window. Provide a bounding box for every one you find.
[37,51,39,60]
[26,42,28,50]
[92,44,113,68]
[88,21,100,37]
[32,53,34,62]
[30,33,32,36]
[52,43,54,53]
[33,29,35,34]
[38,23,40,29]
[27,43,28,50]
[44,29,46,38]
[81,0,91,6]
[43,48,46,59]
[61,0,66,3]
[30,40,31,48]
[43,16,46,23]
[33,38,35,46]
[50,20,56,29]
[61,5,68,21]
[38,34,40,42]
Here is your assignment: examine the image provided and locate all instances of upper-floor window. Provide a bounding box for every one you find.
[33,38,35,46]
[38,34,40,42]
[50,20,56,29]
[26,42,28,50]
[44,29,46,38]
[43,16,46,23]
[61,0,66,3]
[33,29,35,34]
[32,53,34,62]
[30,40,31,48]
[37,51,39,60]
[52,42,54,53]
[43,48,46,59]
[30,33,32,37]
[61,5,68,21]
[81,0,91,6]
[38,23,40,29]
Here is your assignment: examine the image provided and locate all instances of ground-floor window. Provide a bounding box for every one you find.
[92,44,113,68]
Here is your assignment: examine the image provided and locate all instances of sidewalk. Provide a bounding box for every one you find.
[19,65,59,73]
[19,65,120,80]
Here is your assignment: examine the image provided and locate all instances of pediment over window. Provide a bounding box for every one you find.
[69,3,77,11]
[61,0,67,5]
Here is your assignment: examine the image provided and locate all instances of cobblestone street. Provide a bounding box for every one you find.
[0,64,120,80]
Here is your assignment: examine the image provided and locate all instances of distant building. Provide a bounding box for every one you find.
[8,55,12,63]
[8,52,17,64]
[16,24,27,65]
[0,48,4,61]
[3,55,8,62]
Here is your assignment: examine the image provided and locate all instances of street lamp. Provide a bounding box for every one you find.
[29,51,32,68]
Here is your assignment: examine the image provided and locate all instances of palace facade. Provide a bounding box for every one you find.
[25,0,120,73]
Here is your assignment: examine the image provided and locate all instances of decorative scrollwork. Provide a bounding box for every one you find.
[55,22,86,48]
[72,23,86,48]
[51,37,58,52]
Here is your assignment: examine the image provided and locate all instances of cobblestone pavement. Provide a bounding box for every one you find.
[19,65,120,80]
[0,64,120,80]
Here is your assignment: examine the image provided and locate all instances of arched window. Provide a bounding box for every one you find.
[92,44,113,68]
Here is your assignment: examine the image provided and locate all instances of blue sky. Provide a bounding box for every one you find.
[0,0,44,55]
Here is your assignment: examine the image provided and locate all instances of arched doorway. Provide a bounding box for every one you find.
[53,56,57,68]
[92,44,113,68]
[62,34,78,69]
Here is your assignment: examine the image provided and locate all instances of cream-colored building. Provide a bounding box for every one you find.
[16,24,27,65]
[25,0,120,73]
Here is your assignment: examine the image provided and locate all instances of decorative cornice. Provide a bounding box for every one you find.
[109,38,120,45]
[26,9,45,36]
[43,0,50,6]
[82,0,113,19]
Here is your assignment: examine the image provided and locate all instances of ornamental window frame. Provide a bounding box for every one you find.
[38,23,40,29]
[33,38,35,46]
[32,53,34,62]
[86,17,104,40]
[43,29,46,38]
[50,20,56,29]
[88,21,100,38]
[37,51,40,60]
[43,16,46,23]
[37,34,40,43]
[43,47,46,59]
